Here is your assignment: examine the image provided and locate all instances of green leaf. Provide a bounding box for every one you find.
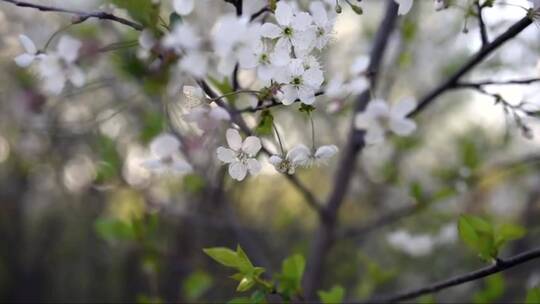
[140,111,165,144]
[183,174,206,193]
[318,285,345,304]
[418,295,436,304]
[182,270,213,301]
[250,290,266,304]
[494,223,526,250]
[236,245,256,275]
[109,0,159,28]
[94,218,136,242]
[255,110,274,136]
[203,247,240,268]
[472,273,505,304]
[458,215,497,260]
[208,76,236,104]
[95,136,122,183]
[236,276,255,292]
[525,287,540,304]
[228,298,251,304]
[278,254,305,295]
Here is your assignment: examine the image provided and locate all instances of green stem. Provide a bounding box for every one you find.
[211,90,260,101]
[309,113,316,151]
[43,23,74,51]
[272,121,285,155]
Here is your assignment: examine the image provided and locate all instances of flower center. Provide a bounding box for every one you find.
[259,53,270,64]
[292,77,303,86]
[283,27,293,37]
[317,27,325,37]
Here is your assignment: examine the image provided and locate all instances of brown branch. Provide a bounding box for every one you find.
[454,77,540,88]
[1,0,143,30]
[475,1,489,47]
[302,1,400,299]
[410,15,533,117]
[235,91,325,113]
[369,246,540,303]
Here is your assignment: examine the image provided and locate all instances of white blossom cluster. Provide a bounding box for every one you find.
[12,0,437,182]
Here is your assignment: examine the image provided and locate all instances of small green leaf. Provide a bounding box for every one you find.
[228,297,251,304]
[255,110,274,136]
[278,254,305,294]
[318,285,345,304]
[472,273,505,304]
[250,290,266,304]
[495,223,526,249]
[525,287,540,304]
[458,215,496,260]
[236,245,256,275]
[203,247,240,268]
[182,270,213,301]
[299,104,316,114]
[236,276,255,292]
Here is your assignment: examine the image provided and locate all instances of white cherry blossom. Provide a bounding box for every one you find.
[395,0,414,15]
[37,35,85,95]
[278,144,338,168]
[163,23,201,51]
[137,29,156,59]
[173,0,194,16]
[217,129,262,181]
[355,98,417,144]
[309,1,335,50]
[14,35,43,67]
[260,2,316,53]
[387,230,434,257]
[238,40,289,83]
[182,86,230,130]
[275,58,324,105]
[269,144,313,174]
[143,133,193,174]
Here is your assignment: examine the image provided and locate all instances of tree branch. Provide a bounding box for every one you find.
[303,1,400,299]
[475,1,489,47]
[454,77,540,88]
[410,15,533,117]
[370,247,540,303]
[0,0,143,31]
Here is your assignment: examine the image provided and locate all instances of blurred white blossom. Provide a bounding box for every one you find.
[217,129,262,181]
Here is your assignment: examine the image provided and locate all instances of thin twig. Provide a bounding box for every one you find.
[475,1,489,47]
[370,247,540,303]
[1,0,143,31]
[454,77,540,88]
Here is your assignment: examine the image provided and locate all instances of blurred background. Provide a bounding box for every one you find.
[0,0,539,302]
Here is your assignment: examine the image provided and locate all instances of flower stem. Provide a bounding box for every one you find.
[43,23,75,51]
[309,113,316,151]
[210,90,260,101]
[272,121,285,155]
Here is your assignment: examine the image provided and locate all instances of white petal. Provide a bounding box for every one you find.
[180,52,208,78]
[257,65,275,82]
[14,53,35,67]
[139,29,156,49]
[303,67,324,88]
[291,30,316,51]
[389,118,417,136]
[275,2,293,26]
[261,23,283,39]
[150,133,181,158]
[43,74,66,95]
[217,147,237,163]
[19,34,37,54]
[395,0,414,15]
[247,158,262,175]
[238,47,258,69]
[229,162,247,181]
[269,155,283,166]
[350,55,369,75]
[310,1,328,26]
[173,0,194,15]
[366,99,391,117]
[391,97,417,118]
[292,12,313,31]
[287,144,311,166]
[242,136,262,156]
[298,86,316,105]
[226,128,243,151]
[209,107,231,121]
[57,36,81,63]
[281,86,298,105]
[67,66,86,87]
[315,145,338,160]
[270,46,290,66]
[364,126,386,145]
[354,112,374,130]
[171,155,193,173]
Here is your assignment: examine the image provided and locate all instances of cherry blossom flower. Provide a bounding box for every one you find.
[395,0,413,15]
[355,98,417,144]
[387,230,434,257]
[261,1,316,53]
[173,0,194,16]
[433,0,449,10]
[163,23,201,51]
[182,86,230,130]
[143,133,193,174]
[275,58,324,105]
[217,129,262,181]
[179,52,208,78]
[309,1,336,50]
[137,29,156,59]
[37,35,85,95]
[238,40,289,83]
[273,144,338,169]
[269,144,313,174]
[14,35,43,67]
